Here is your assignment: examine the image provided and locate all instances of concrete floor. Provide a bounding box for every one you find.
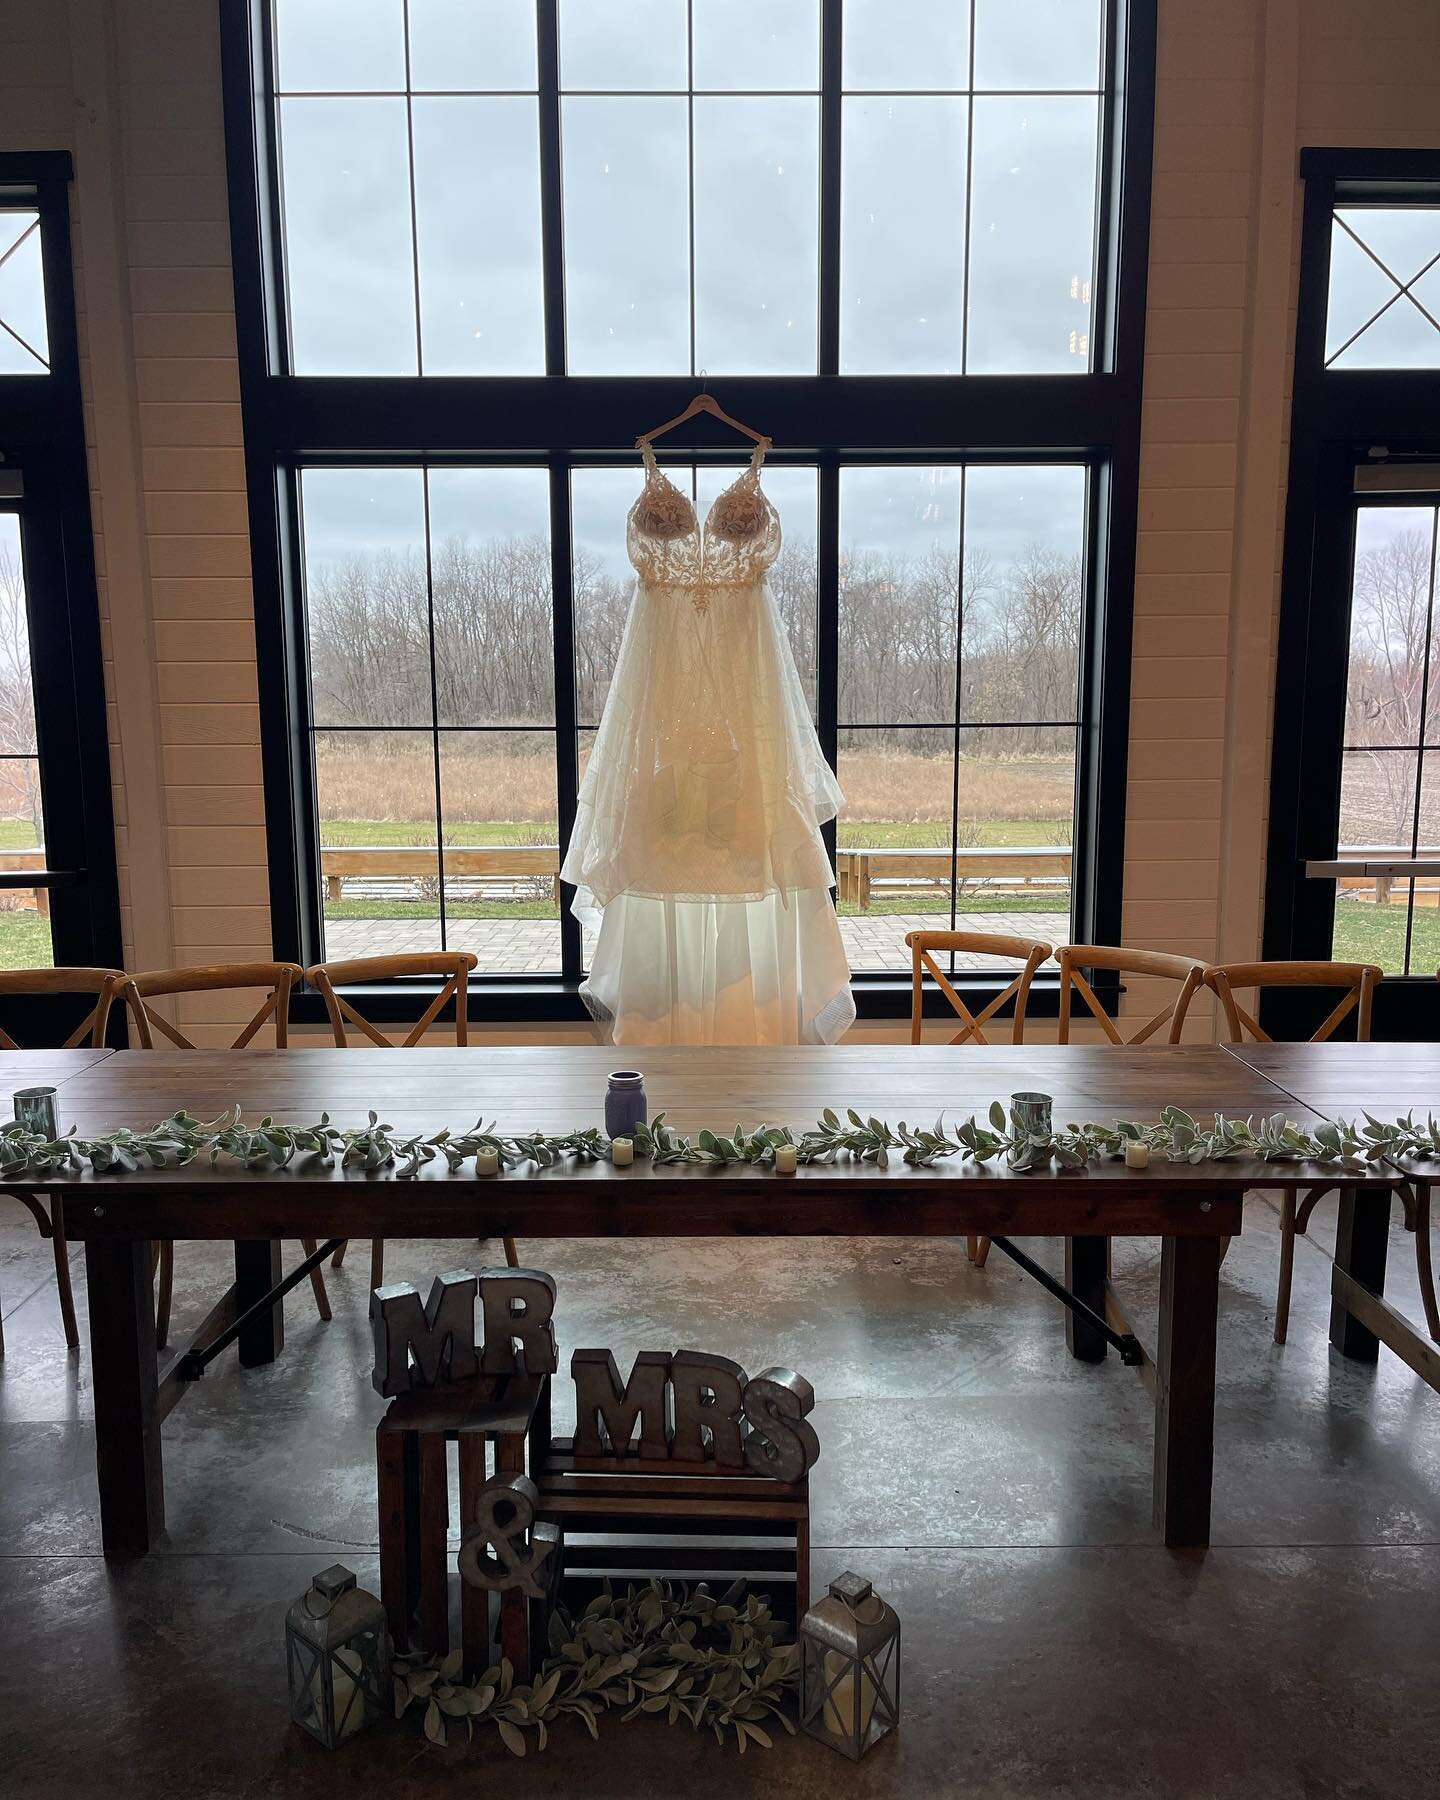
[1,1200,1437,1798]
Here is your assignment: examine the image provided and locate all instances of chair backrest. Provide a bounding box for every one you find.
[0,967,124,1050]
[905,930,1051,1045]
[306,953,478,1047]
[1057,945,1207,1045]
[1205,960,1381,1044]
[118,962,304,1050]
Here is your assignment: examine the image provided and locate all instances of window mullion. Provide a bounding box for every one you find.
[536,0,566,376]
[818,0,842,376]
[550,460,581,980]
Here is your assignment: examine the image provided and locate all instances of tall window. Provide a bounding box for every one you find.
[1334,502,1439,976]
[223,0,1153,1012]
[0,156,120,988]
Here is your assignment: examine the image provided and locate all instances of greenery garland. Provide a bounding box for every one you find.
[1,1100,1438,1179]
[392,1580,796,1757]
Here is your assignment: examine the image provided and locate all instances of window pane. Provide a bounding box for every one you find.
[1338,748,1418,853]
[279,98,417,374]
[837,727,956,974]
[693,98,818,374]
[1327,209,1440,370]
[972,0,1103,91]
[274,0,406,91]
[315,728,442,958]
[0,213,49,374]
[693,0,819,90]
[572,466,649,728]
[559,0,687,90]
[562,98,690,373]
[967,96,1098,372]
[839,466,961,725]
[840,98,967,373]
[426,469,554,725]
[1325,222,1402,361]
[0,515,38,757]
[440,730,561,972]
[696,464,818,714]
[408,0,537,91]
[1345,507,1433,751]
[1333,875,1416,977]
[961,465,1085,725]
[301,468,431,728]
[412,98,544,374]
[0,517,49,971]
[959,725,1074,941]
[842,0,969,90]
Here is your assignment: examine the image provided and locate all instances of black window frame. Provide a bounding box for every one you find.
[0,152,123,1039]
[1267,147,1440,1040]
[220,0,1156,1024]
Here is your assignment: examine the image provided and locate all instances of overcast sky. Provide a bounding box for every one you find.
[274,0,1103,379]
[286,1,1100,580]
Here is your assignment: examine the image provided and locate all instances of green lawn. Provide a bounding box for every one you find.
[1331,902,1440,975]
[320,818,1066,850]
[0,821,40,849]
[0,912,53,968]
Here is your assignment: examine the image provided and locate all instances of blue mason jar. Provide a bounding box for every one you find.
[605,1070,648,1139]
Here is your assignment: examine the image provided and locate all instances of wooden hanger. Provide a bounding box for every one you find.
[636,386,772,452]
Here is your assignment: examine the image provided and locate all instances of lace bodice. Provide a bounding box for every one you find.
[627,443,780,608]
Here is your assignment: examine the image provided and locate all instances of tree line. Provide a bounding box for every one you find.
[306,533,1081,757]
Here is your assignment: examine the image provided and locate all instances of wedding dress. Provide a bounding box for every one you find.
[562,443,855,1044]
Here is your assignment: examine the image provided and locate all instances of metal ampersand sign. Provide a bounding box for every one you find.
[456,1473,558,1599]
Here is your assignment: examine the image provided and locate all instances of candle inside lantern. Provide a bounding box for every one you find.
[310,1646,365,1741]
[1124,1140,1150,1170]
[821,1648,877,1738]
[611,1137,634,1167]
[774,1143,798,1174]
[476,1146,500,1177]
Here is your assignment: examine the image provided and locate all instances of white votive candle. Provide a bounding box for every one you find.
[774,1143,798,1174]
[611,1137,634,1167]
[1124,1140,1150,1170]
[476,1146,500,1176]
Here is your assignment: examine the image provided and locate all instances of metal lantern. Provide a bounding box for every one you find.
[800,1571,900,1760]
[285,1565,391,1748]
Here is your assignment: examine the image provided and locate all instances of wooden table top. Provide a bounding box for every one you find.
[0,1044,1397,1205]
[1222,1040,1440,1112]
[1223,1040,1440,1178]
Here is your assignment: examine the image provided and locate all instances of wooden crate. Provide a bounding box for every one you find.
[534,1438,811,1626]
[376,1373,553,1678]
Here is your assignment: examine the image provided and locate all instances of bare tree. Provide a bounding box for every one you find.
[0,543,41,841]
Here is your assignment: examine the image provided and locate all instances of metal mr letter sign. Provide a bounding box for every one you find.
[370,1267,559,1398]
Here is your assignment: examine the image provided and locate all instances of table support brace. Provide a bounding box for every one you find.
[989,1235,1144,1364]
[177,1238,344,1380]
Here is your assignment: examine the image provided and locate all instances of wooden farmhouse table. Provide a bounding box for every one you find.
[1222,1040,1440,1388]
[0,1043,1420,1562]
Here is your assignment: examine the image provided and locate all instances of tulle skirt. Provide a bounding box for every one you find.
[563,575,853,1045]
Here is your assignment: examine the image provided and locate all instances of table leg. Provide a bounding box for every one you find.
[1153,1233,1220,1548]
[1065,1235,1108,1362]
[234,1240,284,1367]
[86,1236,164,1559]
[1330,1185,1391,1363]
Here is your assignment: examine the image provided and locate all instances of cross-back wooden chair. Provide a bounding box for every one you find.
[305,953,518,1283]
[0,967,123,1353]
[905,930,1051,1268]
[1202,961,1434,1347]
[114,962,329,1345]
[1057,946,1207,1045]
[905,930,1051,1047]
